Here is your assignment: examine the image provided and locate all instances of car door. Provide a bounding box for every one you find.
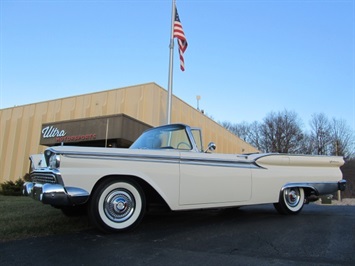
[179,152,252,206]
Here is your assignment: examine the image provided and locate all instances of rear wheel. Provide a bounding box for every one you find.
[274,187,305,215]
[89,178,146,233]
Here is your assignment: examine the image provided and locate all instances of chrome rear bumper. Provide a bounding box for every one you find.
[282,180,346,195]
[338,180,347,191]
[23,182,89,206]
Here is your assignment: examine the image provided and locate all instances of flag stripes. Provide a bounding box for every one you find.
[173,6,188,71]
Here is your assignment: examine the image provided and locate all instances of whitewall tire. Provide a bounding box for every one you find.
[89,178,146,233]
[274,187,305,215]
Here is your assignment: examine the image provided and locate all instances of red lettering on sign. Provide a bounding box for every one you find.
[56,134,97,143]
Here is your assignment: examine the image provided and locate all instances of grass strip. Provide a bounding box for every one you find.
[0,195,91,242]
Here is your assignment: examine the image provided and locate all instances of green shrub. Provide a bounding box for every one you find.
[1,178,25,196]
[23,173,31,182]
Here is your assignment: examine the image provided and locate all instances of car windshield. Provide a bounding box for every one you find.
[130,125,192,150]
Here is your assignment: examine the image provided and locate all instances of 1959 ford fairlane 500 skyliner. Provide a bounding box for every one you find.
[23,124,346,232]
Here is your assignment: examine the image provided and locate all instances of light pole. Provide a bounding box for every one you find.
[196,95,201,111]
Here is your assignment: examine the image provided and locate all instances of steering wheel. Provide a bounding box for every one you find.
[177,142,191,149]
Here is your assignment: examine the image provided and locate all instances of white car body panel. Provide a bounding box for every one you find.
[179,152,252,206]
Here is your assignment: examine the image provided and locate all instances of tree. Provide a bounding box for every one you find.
[219,110,354,158]
[260,110,304,153]
[298,132,314,155]
[221,121,263,150]
[309,113,332,155]
[220,121,235,133]
[247,121,263,151]
[232,121,251,142]
[329,118,355,159]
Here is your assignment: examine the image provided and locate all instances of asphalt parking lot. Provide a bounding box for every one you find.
[1,204,354,266]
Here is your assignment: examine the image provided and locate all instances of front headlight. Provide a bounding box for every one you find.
[49,154,60,169]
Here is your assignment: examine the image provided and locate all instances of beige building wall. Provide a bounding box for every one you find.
[0,83,258,183]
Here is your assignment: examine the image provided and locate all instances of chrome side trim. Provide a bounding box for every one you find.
[55,151,260,169]
[64,152,181,164]
[180,158,259,169]
[65,153,259,169]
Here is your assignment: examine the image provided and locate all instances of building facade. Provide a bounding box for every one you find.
[0,83,258,183]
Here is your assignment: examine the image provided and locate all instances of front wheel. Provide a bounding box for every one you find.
[89,178,146,233]
[274,187,305,215]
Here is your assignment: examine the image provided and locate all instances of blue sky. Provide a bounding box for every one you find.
[1,0,354,132]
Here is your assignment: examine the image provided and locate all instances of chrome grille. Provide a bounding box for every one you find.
[31,172,57,184]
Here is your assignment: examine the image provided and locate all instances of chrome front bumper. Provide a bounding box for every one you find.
[23,182,90,206]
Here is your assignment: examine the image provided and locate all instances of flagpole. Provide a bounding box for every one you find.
[166,0,176,124]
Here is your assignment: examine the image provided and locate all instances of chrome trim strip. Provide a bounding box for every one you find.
[64,153,181,164]
[63,152,259,169]
[185,125,200,152]
[180,158,259,169]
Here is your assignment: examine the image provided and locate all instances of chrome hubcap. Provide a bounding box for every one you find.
[104,190,135,222]
[284,188,300,207]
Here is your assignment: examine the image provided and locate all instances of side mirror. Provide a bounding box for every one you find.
[205,142,216,153]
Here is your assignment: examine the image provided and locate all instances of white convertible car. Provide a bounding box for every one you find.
[23,124,346,232]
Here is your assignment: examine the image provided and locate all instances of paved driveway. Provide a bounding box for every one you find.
[1,204,354,265]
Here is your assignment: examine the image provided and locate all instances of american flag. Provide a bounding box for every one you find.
[173,6,188,71]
